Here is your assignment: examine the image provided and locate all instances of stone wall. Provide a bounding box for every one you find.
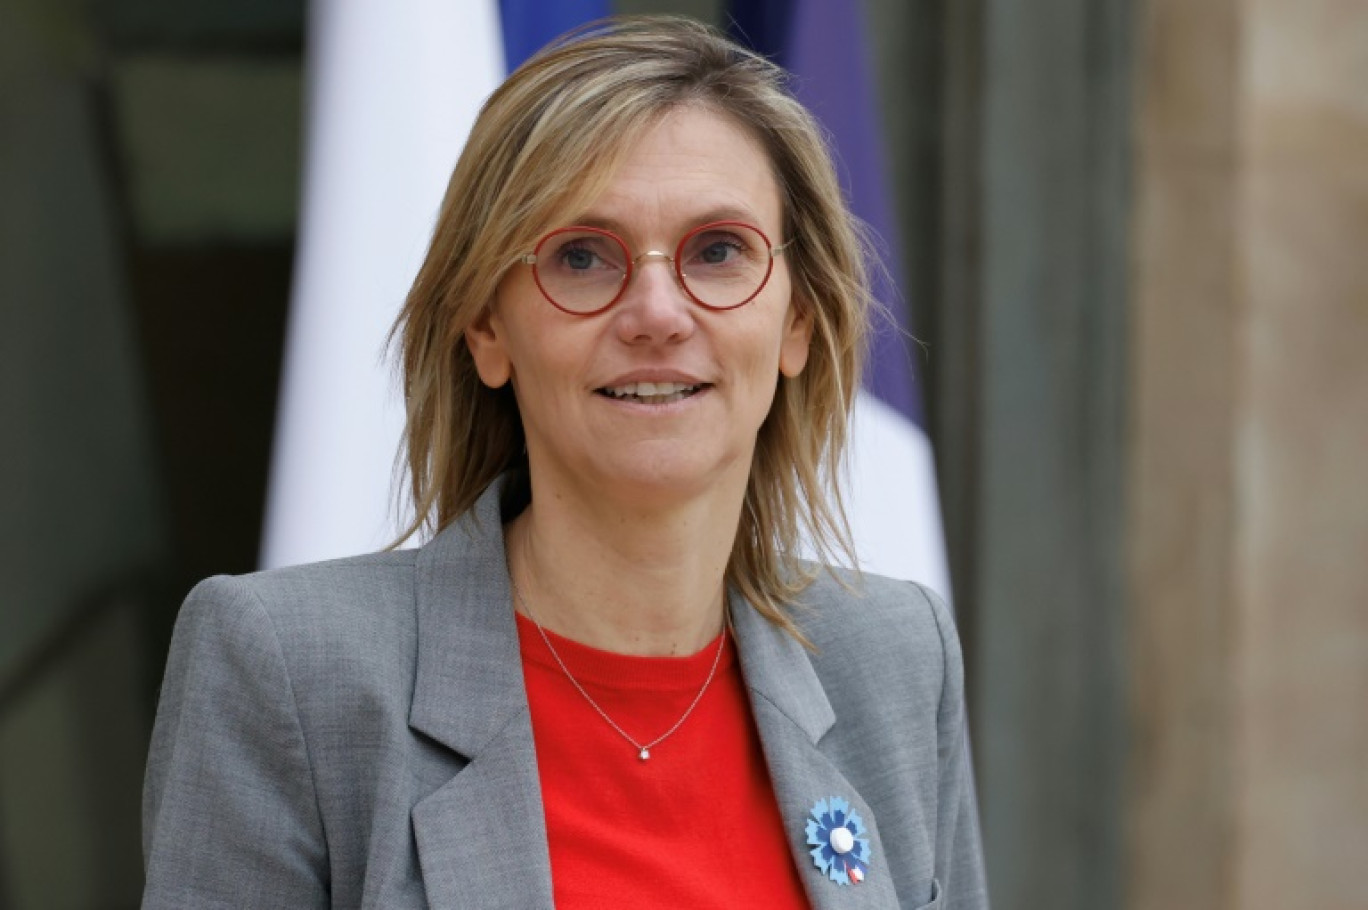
[1128,1,1368,907]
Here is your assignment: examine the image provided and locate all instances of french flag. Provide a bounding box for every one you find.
[729,0,951,596]
[261,0,606,569]
[263,1,950,603]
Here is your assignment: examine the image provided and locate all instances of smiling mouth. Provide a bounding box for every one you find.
[595,381,710,405]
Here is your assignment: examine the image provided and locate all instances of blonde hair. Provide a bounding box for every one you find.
[393,16,871,638]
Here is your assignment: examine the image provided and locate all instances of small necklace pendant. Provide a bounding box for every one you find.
[639,748,650,761]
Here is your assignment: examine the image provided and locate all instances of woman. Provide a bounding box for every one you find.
[142,16,987,910]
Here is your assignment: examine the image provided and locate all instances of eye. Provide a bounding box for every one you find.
[699,239,741,264]
[561,245,599,270]
[686,230,754,268]
[545,233,624,273]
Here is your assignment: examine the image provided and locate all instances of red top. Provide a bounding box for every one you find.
[516,613,811,908]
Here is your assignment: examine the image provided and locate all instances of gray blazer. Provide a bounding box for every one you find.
[143,481,988,909]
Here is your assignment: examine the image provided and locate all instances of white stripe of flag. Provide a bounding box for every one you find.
[261,0,502,568]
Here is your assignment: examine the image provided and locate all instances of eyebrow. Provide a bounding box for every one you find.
[571,206,769,237]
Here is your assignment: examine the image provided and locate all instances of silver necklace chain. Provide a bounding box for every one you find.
[510,578,727,761]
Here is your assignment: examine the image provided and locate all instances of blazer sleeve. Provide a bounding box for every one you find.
[142,576,329,909]
[923,583,990,910]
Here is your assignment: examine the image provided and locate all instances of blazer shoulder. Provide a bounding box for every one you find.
[174,550,421,683]
[795,568,962,710]
[798,568,955,655]
[188,549,416,622]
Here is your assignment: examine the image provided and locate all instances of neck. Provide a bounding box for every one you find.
[505,473,743,657]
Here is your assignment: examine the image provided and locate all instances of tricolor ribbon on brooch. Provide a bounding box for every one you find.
[805,796,872,885]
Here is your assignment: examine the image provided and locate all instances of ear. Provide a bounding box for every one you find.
[778,297,814,378]
[465,304,512,388]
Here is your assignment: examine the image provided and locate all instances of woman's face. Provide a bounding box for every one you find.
[467,105,812,505]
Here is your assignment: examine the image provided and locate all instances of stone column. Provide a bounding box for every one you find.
[1128,1,1368,908]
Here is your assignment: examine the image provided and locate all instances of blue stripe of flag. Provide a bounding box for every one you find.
[499,0,610,72]
[728,0,925,429]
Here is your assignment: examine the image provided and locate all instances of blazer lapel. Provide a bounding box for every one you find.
[732,591,901,910]
[408,484,554,910]
[403,482,899,909]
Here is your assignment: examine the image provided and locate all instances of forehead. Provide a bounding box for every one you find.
[573,105,783,238]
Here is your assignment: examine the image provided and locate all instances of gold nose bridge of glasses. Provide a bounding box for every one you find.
[630,251,682,288]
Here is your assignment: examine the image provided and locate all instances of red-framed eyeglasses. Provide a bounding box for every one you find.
[514,220,793,316]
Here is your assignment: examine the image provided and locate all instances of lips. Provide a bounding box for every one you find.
[596,380,709,404]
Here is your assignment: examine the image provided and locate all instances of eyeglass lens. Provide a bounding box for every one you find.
[533,223,774,313]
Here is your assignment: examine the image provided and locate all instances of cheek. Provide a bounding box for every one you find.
[724,316,790,422]
[492,289,560,393]
[743,294,804,379]
[503,326,590,403]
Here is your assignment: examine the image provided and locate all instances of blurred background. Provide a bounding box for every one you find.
[2,0,1364,908]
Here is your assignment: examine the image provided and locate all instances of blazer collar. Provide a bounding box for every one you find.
[410,479,524,757]
[729,590,835,742]
[732,590,901,909]
[409,479,555,908]
[406,482,897,908]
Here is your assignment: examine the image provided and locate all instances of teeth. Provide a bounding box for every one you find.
[601,381,702,403]
[607,382,698,397]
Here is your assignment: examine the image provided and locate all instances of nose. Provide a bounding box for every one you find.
[613,252,696,344]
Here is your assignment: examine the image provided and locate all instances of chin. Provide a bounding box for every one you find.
[614,464,713,495]
[592,452,743,502]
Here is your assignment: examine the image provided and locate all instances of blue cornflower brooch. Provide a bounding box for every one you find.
[805,796,872,885]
